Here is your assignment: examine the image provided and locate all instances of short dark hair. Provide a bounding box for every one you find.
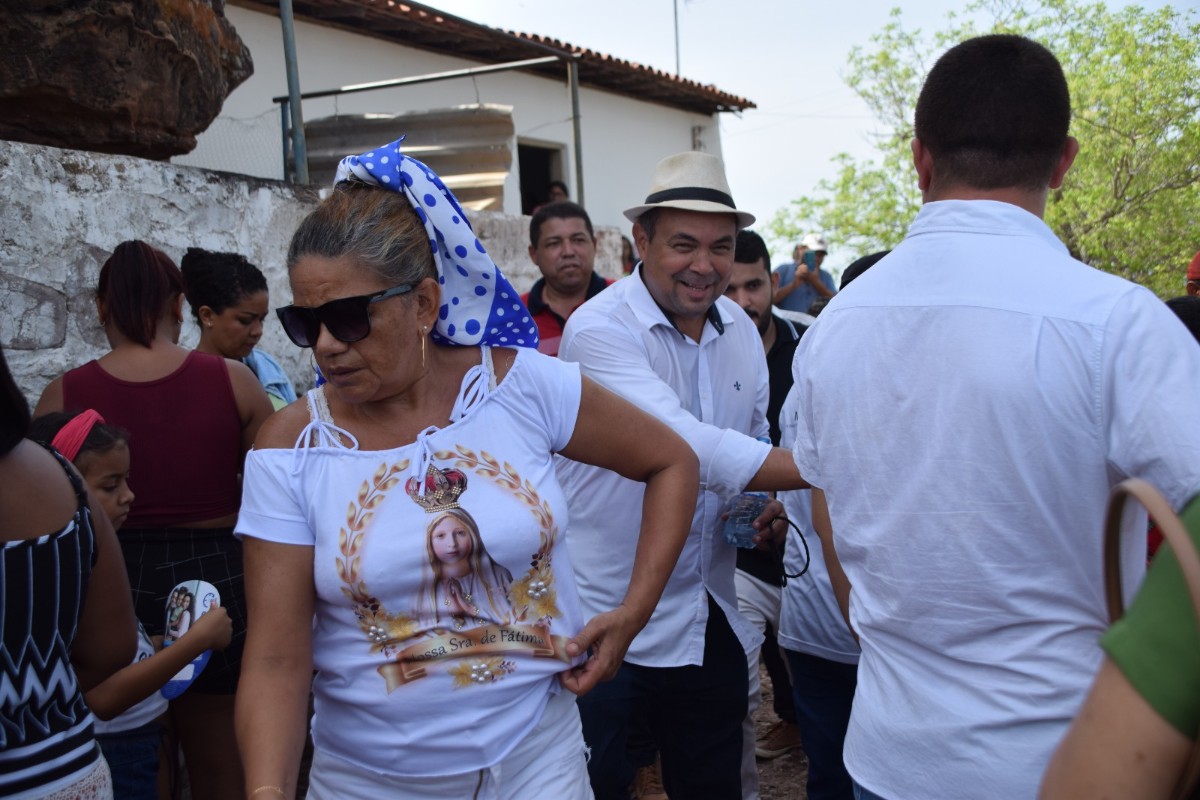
[181,248,268,322]
[529,201,595,248]
[915,34,1070,191]
[28,411,129,462]
[1166,296,1200,346]
[734,230,771,273]
[0,342,29,455]
[97,241,185,348]
[635,208,663,242]
[547,180,569,198]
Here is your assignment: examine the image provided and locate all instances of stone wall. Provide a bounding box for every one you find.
[0,139,622,405]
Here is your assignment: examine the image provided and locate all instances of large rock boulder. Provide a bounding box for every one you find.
[0,0,253,159]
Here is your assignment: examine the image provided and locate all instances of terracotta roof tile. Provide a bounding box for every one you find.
[241,0,755,114]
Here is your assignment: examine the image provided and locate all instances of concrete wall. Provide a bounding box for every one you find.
[173,4,722,233]
[1,139,620,406]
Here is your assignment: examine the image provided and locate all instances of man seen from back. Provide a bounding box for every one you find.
[789,34,1200,800]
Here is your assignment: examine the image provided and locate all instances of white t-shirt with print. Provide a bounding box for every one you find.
[236,348,586,778]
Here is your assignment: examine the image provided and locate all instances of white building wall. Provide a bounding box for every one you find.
[2,140,621,405]
[175,4,723,233]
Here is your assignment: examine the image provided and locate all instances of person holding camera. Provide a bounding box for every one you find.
[773,234,837,314]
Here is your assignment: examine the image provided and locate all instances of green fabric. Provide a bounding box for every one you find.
[1102,494,1200,739]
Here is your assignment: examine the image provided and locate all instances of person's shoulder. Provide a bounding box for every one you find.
[773,308,817,328]
[773,313,806,344]
[566,278,627,328]
[223,356,258,381]
[253,394,312,451]
[501,346,578,383]
[245,348,285,372]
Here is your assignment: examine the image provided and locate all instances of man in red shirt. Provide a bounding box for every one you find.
[522,202,612,356]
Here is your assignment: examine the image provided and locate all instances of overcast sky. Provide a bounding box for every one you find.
[421,0,1193,266]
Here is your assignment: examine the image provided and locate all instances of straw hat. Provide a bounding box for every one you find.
[623,152,755,228]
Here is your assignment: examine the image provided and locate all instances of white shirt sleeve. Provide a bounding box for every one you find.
[1102,286,1200,508]
[235,448,314,545]
[560,322,770,498]
[517,351,583,453]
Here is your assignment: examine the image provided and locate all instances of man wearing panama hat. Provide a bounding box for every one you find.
[557,152,807,800]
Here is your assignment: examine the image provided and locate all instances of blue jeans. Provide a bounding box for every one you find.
[784,648,858,800]
[96,721,163,800]
[576,596,748,800]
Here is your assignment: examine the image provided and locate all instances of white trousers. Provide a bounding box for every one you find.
[306,690,593,800]
[735,569,783,800]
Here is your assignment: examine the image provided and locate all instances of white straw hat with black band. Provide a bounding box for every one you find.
[622,151,756,229]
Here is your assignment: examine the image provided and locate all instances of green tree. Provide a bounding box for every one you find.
[768,0,1200,297]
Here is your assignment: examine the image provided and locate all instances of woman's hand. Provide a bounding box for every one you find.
[559,604,644,697]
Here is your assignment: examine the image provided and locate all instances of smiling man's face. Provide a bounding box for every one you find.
[635,208,738,340]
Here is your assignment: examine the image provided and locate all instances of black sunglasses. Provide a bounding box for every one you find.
[276,283,415,348]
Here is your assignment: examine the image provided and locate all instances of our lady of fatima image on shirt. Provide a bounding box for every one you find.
[409,466,515,632]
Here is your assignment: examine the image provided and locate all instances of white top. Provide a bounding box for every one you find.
[790,199,1200,799]
[775,387,859,665]
[557,268,772,667]
[235,347,589,778]
[93,622,168,734]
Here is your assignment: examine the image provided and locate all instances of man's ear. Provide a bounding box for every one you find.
[1048,136,1080,190]
[95,295,106,326]
[770,270,780,291]
[633,221,651,258]
[911,138,934,193]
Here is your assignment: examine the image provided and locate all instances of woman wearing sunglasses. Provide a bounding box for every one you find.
[35,240,275,800]
[233,139,699,800]
[181,247,298,411]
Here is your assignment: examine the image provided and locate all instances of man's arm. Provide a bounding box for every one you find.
[812,488,854,636]
[773,263,805,305]
[560,323,804,495]
[1039,659,1190,799]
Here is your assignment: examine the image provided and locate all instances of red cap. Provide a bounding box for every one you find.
[1189,251,1200,282]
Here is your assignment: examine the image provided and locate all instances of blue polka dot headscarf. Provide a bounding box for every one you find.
[333,137,539,349]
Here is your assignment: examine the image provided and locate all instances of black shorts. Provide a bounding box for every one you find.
[117,527,246,695]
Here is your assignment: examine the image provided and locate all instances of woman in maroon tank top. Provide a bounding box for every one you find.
[36,241,274,800]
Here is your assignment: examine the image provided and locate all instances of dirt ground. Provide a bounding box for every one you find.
[755,662,809,800]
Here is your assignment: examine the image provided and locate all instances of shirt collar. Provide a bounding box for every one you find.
[771,312,801,343]
[908,199,1070,256]
[526,271,609,317]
